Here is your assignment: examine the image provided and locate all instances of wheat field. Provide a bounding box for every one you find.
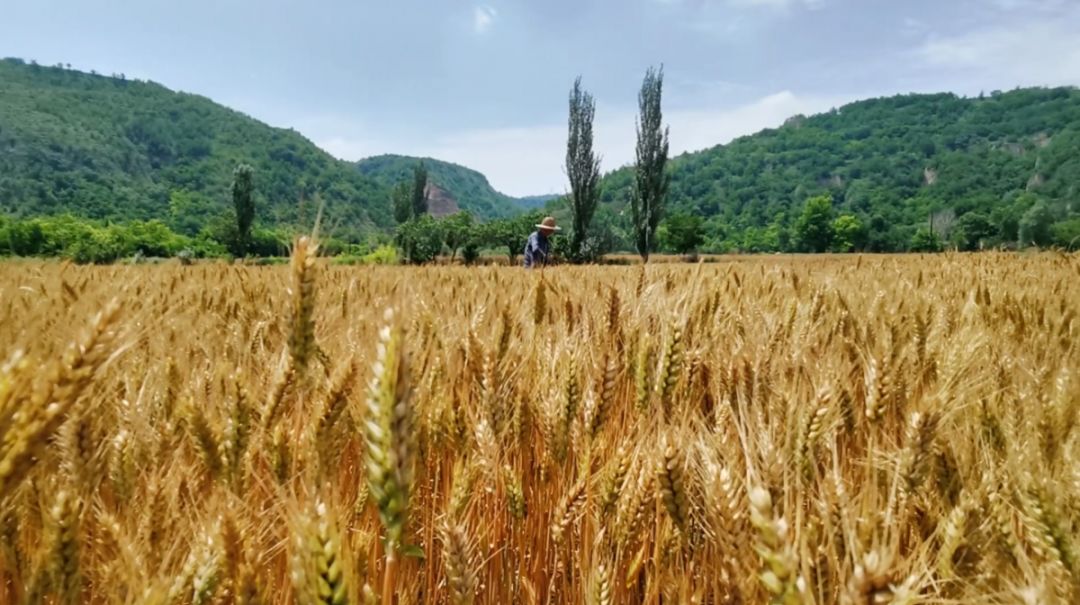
[1,245,1078,604]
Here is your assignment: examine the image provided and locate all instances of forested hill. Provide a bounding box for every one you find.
[356,154,533,218]
[0,58,391,240]
[599,87,1080,251]
[3,56,1077,252]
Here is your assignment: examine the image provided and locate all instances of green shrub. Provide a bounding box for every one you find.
[910,227,943,252]
[395,216,444,264]
[362,244,399,265]
[461,239,481,265]
[1051,218,1080,250]
[250,228,288,257]
[332,244,400,266]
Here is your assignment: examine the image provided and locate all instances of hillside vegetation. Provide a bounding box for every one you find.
[596,87,1080,252]
[356,154,531,218]
[3,57,1079,258]
[0,58,390,241]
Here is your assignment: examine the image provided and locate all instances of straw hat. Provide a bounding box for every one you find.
[535,216,562,232]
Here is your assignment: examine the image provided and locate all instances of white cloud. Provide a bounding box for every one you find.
[473,5,496,34]
[310,90,848,197]
[915,17,1080,88]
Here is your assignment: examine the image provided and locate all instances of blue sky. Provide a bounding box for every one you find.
[2,0,1078,196]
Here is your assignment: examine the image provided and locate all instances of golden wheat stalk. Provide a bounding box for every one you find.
[288,235,321,378]
[0,300,121,497]
[439,519,476,605]
[362,309,414,605]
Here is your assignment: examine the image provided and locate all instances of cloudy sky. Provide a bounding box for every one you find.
[2,0,1079,196]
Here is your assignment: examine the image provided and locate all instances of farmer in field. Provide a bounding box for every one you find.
[524,216,560,268]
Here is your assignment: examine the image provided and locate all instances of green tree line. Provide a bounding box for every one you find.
[4,57,1080,261]
[0,58,390,242]
[593,87,1080,253]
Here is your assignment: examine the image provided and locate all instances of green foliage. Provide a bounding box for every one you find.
[442,211,474,261]
[231,164,256,257]
[250,227,287,257]
[538,199,626,259]
[411,162,429,218]
[1018,200,1055,247]
[910,227,943,252]
[583,205,628,258]
[990,200,1025,245]
[0,59,389,241]
[7,58,1078,256]
[461,239,481,265]
[479,219,518,264]
[631,65,670,261]
[1,219,45,255]
[167,190,216,236]
[357,154,524,219]
[749,227,777,253]
[392,182,412,225]
[661,213,704,254]
[566,76,602,262]
[0,215,225,263]
[395,215,444,264]
[515,194,559,210]
[596,87,1080,253]
[794,195,834,253]
[830,214,866,252]
[1051,218,1080,249]
[954,212,995,251]
[332,244,400,265]
[389,161,430,227]
[386,209,558,266]
[365,244,401,264]
[480,211,545,263]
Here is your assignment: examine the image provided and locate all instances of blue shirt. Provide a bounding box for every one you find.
[523,231,550,268]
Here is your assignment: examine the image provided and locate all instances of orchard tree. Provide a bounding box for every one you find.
[396,215,443,264]
[483,211,544,264]
[442,211,474,262]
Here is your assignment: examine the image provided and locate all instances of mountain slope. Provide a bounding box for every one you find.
[516,194,560,210]
[356,154,540,218]
[0,58,390,240]
[596,87,1080,251]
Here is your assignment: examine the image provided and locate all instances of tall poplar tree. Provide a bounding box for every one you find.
[631,66,670,262]
[566,76,601,262]
[231,164,255,257]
